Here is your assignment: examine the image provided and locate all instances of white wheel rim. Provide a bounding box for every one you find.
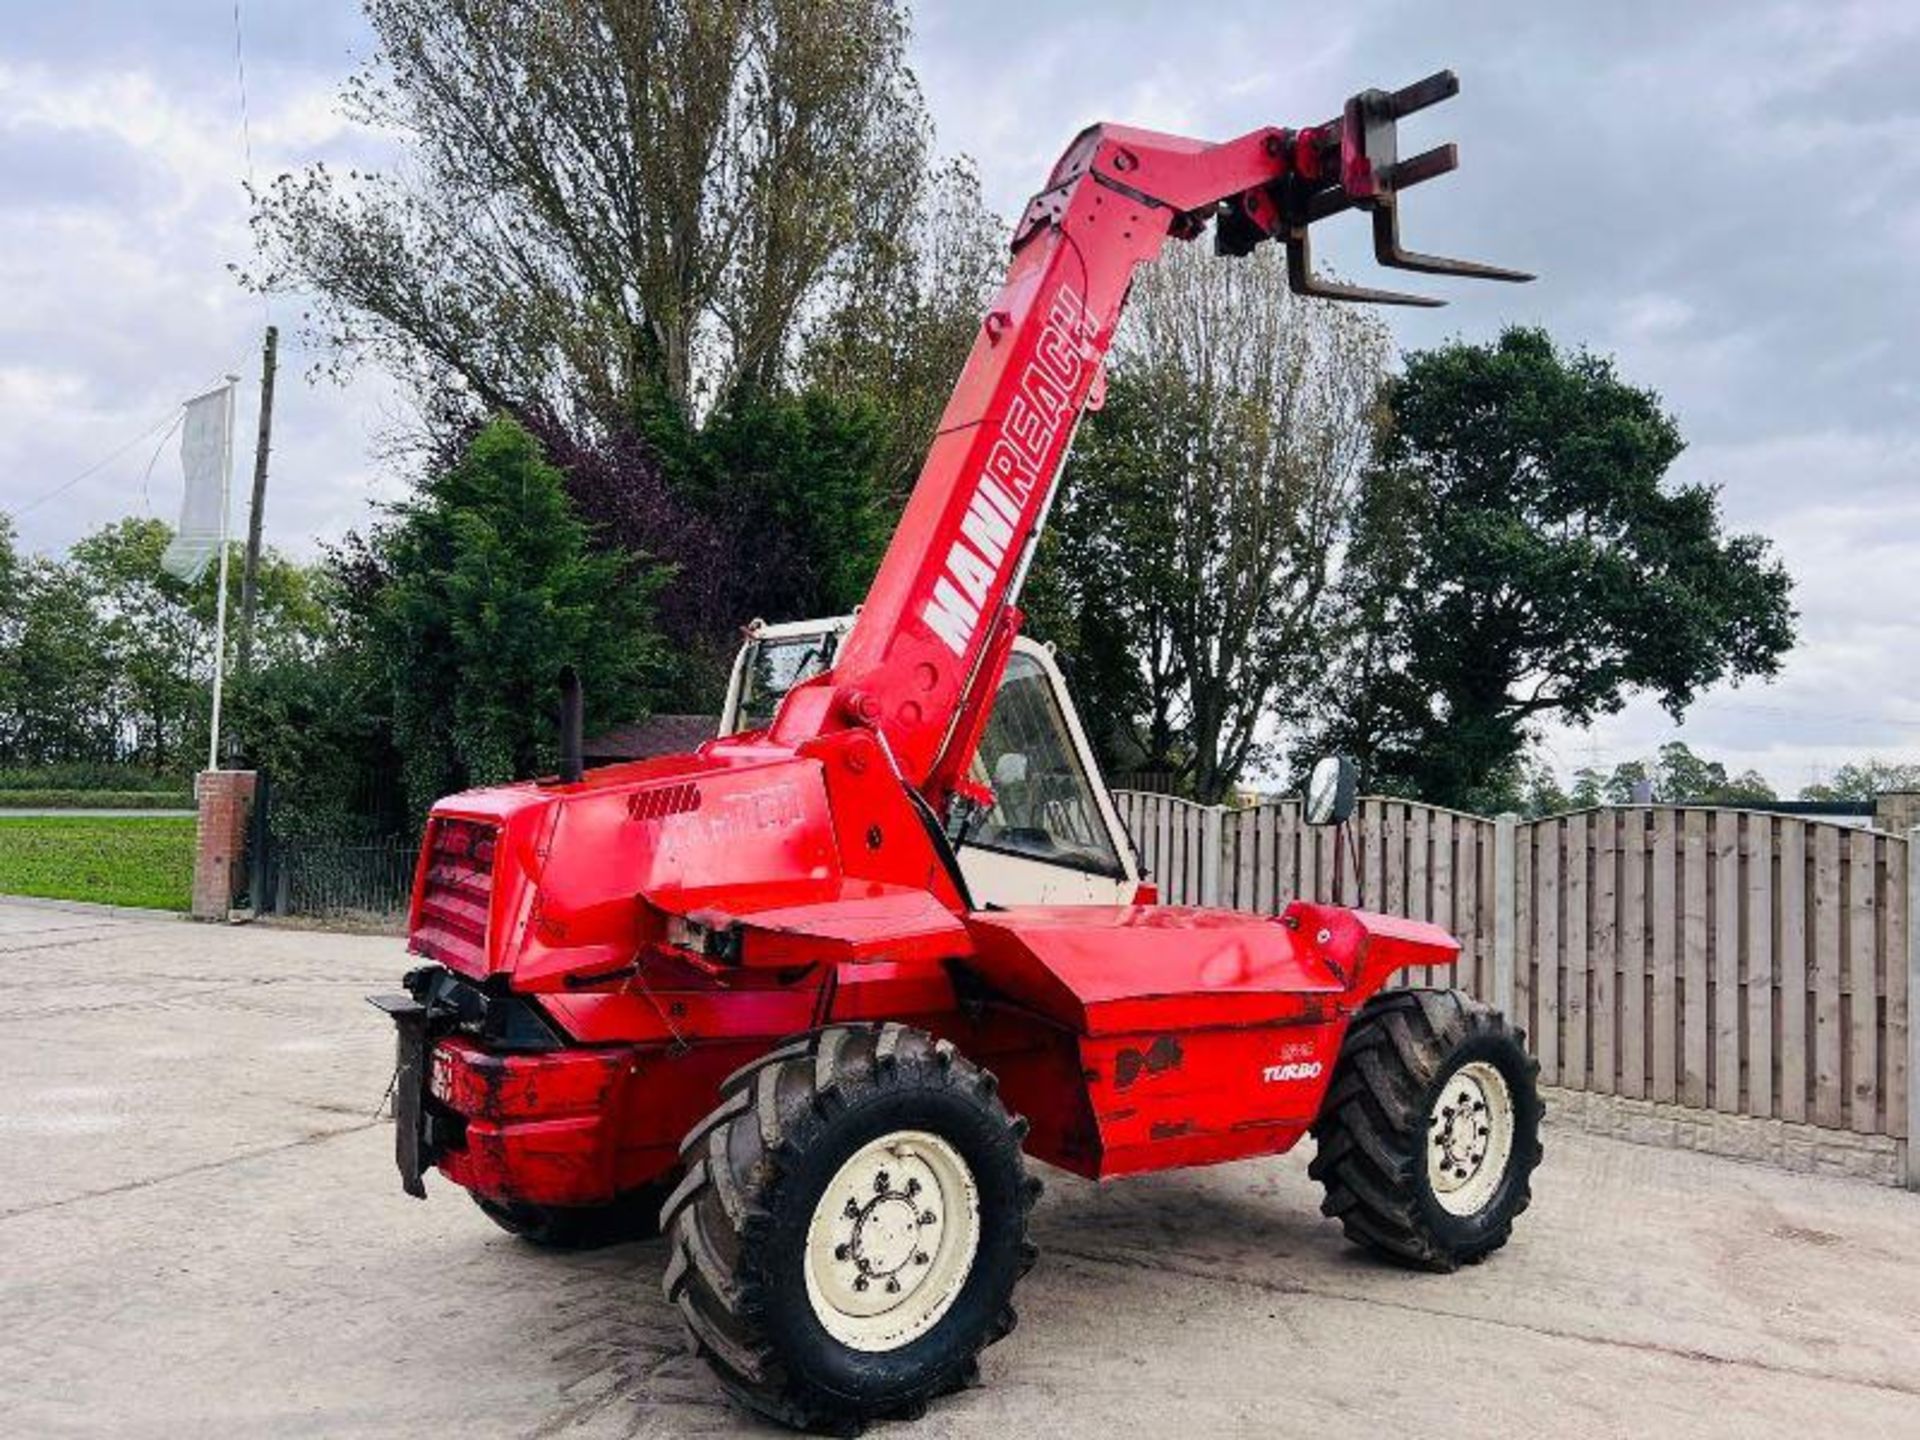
[804,1130,981,1352]
[1426,1060,1516,1217]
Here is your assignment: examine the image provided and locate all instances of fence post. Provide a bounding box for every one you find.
[1907,826,1919,1190]
[1494,812,1519,1019]
[1200,804,1225,907]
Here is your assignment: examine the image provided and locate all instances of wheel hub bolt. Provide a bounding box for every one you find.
[834,1243,850,1261]
[906,1178,921,1197]
[920,1210,937,1225]
[885,1277,901,1294]
[874,1170,891,1193]
[854,1275,869,1292]
[914,1251,929,1265]
[844,1199,860,1219]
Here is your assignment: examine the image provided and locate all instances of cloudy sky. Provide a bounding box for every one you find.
[3,1,1917,794]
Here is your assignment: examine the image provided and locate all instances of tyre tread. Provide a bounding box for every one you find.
[1309,987,1541,1273]
[661,1023,1036,1432]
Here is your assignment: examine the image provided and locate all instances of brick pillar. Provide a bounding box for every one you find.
[192,770,257,922]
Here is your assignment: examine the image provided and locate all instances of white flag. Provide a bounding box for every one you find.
[161,385,232,582]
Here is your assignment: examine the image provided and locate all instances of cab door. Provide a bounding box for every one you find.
[957,645,1139,907]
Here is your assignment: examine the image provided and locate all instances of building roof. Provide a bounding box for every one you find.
[583,714,719,763]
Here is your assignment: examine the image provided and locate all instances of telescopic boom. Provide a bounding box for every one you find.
[770,70,1528,813]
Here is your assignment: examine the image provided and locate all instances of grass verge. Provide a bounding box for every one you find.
[0,816,196,911]
[0,790,194,810]
[0,764,189,794]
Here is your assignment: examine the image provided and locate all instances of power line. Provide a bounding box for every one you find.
[231,3,257,189]
[232,1,272,329]
[4,406,186,521]
[1686,699,1920,732]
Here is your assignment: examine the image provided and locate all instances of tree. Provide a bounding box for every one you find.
[0,518,20,750]
[1317,327,1796,810]
[69,520,214,770]
[376,417,667,818]
[1488,742,1777,818]
[61,520,331,772]
[1802,760,1920,801]
[1567,743,1776,806]
[799,157,1007,502]
[1028,244,1390,802]
[0,516,17,625]
[0,515,334,774]
[633,386,894,635]
[247,0,1007,686]
[247,0,937,431]
[1643,741,1774,804]
[1465,749,1575,818]
[225,556,407,838]
[0,553,118,766]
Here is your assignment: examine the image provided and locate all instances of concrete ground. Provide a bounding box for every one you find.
[1,896,1916,1440]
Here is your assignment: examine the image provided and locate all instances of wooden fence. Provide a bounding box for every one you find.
[1113,791,1917,1185]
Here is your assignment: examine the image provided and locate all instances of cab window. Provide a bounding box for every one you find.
[733,633,838,733]
[968,652,1124,877]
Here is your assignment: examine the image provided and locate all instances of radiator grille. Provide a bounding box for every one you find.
[410,818,496,975]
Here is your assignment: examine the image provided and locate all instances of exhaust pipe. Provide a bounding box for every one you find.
[558,666,584,784]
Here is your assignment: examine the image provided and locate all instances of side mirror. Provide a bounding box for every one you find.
[993,752,1030,787]
[1304,755,1357,826]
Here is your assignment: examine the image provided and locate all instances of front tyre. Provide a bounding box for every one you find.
[1309,989,1542,1271]
[661,1024,1039,1433]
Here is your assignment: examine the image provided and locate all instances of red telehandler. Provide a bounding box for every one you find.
[374,70,1542,1432]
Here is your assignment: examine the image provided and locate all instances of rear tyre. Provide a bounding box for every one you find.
[1309,989,1542,1272]
[472,1179,675,1250]
[661,1024,1039,1434]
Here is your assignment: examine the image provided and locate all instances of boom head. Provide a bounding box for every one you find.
[1212,69,1532,306]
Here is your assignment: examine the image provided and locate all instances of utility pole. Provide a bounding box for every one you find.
[235,324,277,682]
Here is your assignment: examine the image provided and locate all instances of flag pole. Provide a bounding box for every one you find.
[207,374,241,772]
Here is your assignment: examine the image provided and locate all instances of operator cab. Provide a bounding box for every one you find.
[722,617,1140,906]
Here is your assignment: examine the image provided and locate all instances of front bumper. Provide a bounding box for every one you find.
[370,968,632,1207]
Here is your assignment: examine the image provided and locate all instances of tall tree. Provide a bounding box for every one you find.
[69,520,216,769]
[1316,327,1796,811]
[0,518,19,752]
[1801,759,1920,801]
[377,417,666,817]
[247,0,936,430]
[1562,743,1774,807]
[249,0,1007,691]
[799,157,1007,502]
[0,552,118,766]
[0,516,17,622]
[59,520,329,772]
[225,551,407,838]
[1642,741,1775,803]
[1029,244,1389,802]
